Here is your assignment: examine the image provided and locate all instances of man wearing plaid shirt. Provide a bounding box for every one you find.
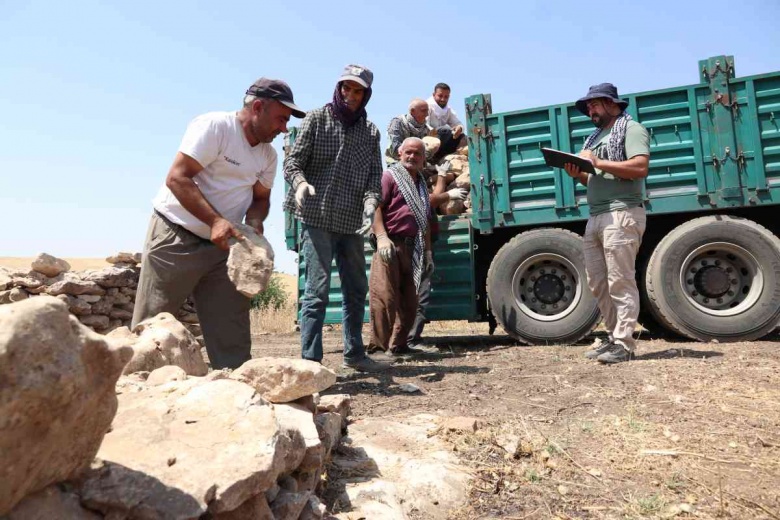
[284,64,390,373]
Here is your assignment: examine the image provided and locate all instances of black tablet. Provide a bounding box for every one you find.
[541,147,596,174]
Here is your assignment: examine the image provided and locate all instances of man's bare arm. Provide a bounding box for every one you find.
[245,181,271,235]
[166,152,242,249]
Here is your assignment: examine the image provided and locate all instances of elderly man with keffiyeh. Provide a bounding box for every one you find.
[367,137,434,358]
[563,83,650,364]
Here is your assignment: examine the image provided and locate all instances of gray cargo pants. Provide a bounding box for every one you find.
[583,206,646,352]
[132,212,251,369]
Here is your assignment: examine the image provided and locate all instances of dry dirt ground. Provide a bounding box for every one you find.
[252,325,780,520]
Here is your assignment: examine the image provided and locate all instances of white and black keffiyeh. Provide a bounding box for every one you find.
[388,162,430,290]
[584,112,632,161]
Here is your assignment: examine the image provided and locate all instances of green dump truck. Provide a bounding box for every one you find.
[285,54,780,344]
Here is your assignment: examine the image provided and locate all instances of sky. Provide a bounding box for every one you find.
[2,0,779,274]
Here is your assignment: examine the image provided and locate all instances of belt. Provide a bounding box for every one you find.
[154,210,209,243]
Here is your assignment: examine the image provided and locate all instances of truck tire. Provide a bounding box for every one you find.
[486,228,600,345]
[638,254,681,339]
[646,215,780,342]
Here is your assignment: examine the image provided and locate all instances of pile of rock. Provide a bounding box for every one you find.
[437,146,472,216]
[421,137,472,216]
[0,252,203,337]
[1,296,351,519]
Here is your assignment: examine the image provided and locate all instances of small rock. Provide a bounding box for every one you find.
[226,224,274,297]
[399,383,422,394]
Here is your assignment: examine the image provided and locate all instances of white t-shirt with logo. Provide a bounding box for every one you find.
[153,111,277,239]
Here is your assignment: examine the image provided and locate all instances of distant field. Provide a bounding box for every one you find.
[0,257,111,272]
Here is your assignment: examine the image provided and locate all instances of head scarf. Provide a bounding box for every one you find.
[327,81,372,128]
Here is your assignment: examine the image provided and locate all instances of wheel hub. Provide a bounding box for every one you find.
[512,255,579,320]
[533,274,565,304]
[680,244,760,315]
[693,266,731,298]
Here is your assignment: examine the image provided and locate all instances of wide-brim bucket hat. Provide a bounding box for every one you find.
[575,83,628,115]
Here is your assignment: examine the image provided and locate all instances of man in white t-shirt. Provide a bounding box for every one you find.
[132,78,305,370]
[426,82,466,163]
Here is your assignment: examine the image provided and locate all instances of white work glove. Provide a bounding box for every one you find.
[356,200,377,235]
[436,160,451,177]
[424,250,434,274]
[295,182,315,209]
[376,233,395,263]
[447,187,467,201]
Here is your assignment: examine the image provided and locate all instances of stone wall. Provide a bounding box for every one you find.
[1,296,347,519]
[0,252,202,338]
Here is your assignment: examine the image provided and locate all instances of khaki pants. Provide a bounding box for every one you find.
[132,212,251,369]
[369,238,419,352]
[583,207,646,352]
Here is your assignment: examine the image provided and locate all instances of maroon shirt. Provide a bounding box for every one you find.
[380,170,422,237]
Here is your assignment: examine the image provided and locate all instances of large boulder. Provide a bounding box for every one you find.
[80,378,307,517]
[227,224,275,297]
[231,358,337,403]
[108,313,208,376]
[82,266,137,288]
[0,297,132,515]
[30,253,71,277]
[47,278,106,297]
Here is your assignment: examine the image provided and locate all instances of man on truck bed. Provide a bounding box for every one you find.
[563,83,650,364]
[426,82,466,163]
[385,99,430,165]
[283,64,390,373]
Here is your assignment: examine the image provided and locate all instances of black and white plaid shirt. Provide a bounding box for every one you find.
[284,106,382,234]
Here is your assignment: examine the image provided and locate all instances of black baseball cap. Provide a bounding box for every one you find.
[246,78,306,118]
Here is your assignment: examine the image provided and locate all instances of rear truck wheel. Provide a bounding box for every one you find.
[486,228,600,345]
[638,253,682,339]
[646,215,780,342]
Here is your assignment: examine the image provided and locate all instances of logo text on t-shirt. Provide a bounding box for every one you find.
[224,155,241,166]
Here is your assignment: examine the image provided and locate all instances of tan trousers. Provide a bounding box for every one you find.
[132,212,251,369]
[583,207,646,352]
[369,239,419,352]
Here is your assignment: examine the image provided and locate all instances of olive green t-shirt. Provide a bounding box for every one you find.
[586,120,650,216]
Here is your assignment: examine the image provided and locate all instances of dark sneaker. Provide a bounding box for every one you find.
[391,344,436,357]
[584,338,613,359]
[342,355,392,373]
[596,343,633,364]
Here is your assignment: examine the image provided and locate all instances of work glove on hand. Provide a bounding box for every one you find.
[376,233,395,263]
[424,249,434,274]
[435,160,451,177]
[447,187,467,201]
[356,200,377,235]
[294,182,315,209]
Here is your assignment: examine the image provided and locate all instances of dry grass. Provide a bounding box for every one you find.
[250,273,298,336]
[250,300,297,335]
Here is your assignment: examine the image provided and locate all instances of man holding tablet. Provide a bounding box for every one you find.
[563,83,650,364]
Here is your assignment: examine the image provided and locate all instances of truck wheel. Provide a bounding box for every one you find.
[486,228,600,345]
[646,215,780,342]
[638,254,681,339]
